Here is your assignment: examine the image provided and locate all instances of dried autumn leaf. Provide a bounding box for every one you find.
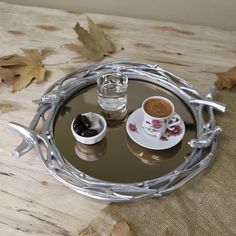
[0,54,23,66]
[74,17,115,61]
[0,67,15,82]
[111,221,134,236]
[0,54,24,82]
[215,66,236,90]
[87,17,115,54]
[74,22,104,60]
[10,49,46,92]
[0,49,47,92]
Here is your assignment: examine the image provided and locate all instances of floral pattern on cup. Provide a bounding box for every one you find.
[151,119,162,129]
[144,120,162,135]
[161,126,183,141]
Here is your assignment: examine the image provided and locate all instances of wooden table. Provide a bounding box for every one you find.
[0,2,235,235]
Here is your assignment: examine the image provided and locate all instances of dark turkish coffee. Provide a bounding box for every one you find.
[144,98,173,118]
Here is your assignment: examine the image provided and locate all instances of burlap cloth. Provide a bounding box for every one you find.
[79,88,236,236]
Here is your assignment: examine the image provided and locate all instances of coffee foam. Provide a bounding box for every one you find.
[144,98,173,118]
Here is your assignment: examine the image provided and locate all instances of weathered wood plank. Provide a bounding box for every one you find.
[0,2,235,235]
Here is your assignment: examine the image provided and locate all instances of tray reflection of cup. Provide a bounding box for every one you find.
[142,96,181,139]
[97,72,128,121]
[74,138,107,161]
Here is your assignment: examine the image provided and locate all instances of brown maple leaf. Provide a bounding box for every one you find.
[74,17,115,61]
[87,17,115,54]
[0,54,24,66]
[215,66,236,90]
[0,67,15,82]
[0,49,46,92]
[0,54,25,82]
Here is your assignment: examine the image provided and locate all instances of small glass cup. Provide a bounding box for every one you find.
[97,72,128,121]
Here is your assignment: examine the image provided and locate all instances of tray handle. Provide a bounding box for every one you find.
[8,122,37,159]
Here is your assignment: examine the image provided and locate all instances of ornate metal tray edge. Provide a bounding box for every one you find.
[8,61,226,201]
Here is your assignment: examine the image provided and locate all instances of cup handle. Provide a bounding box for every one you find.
[167,113,181,130]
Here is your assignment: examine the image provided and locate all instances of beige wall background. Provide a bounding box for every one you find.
[2,0,236,30]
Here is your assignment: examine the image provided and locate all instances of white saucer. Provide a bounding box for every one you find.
[126,108,185,150]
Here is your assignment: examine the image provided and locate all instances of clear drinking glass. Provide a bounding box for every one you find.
[97,72,128,121]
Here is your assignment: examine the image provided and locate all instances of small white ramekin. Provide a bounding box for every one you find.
[71,112,107,145]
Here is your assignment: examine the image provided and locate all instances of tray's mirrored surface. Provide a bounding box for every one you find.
[54,80,196,183]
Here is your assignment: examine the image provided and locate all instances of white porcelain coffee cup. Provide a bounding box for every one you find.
[142,96,181,139]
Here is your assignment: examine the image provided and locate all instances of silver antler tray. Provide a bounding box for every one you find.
[9,61,226,201]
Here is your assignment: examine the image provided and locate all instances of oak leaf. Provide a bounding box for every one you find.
[74,17,115,61]
[215,66,236,90]
[0,49,46,92]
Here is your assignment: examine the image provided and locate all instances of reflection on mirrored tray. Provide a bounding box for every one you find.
[126,136,182,165]
[54,80,196,182]
[105,110,134,129]
[74,138,107,162]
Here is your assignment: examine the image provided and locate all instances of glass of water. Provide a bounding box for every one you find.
[97,72,128,121]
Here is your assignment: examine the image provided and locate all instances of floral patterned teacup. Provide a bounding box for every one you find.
[142,96,181,139]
